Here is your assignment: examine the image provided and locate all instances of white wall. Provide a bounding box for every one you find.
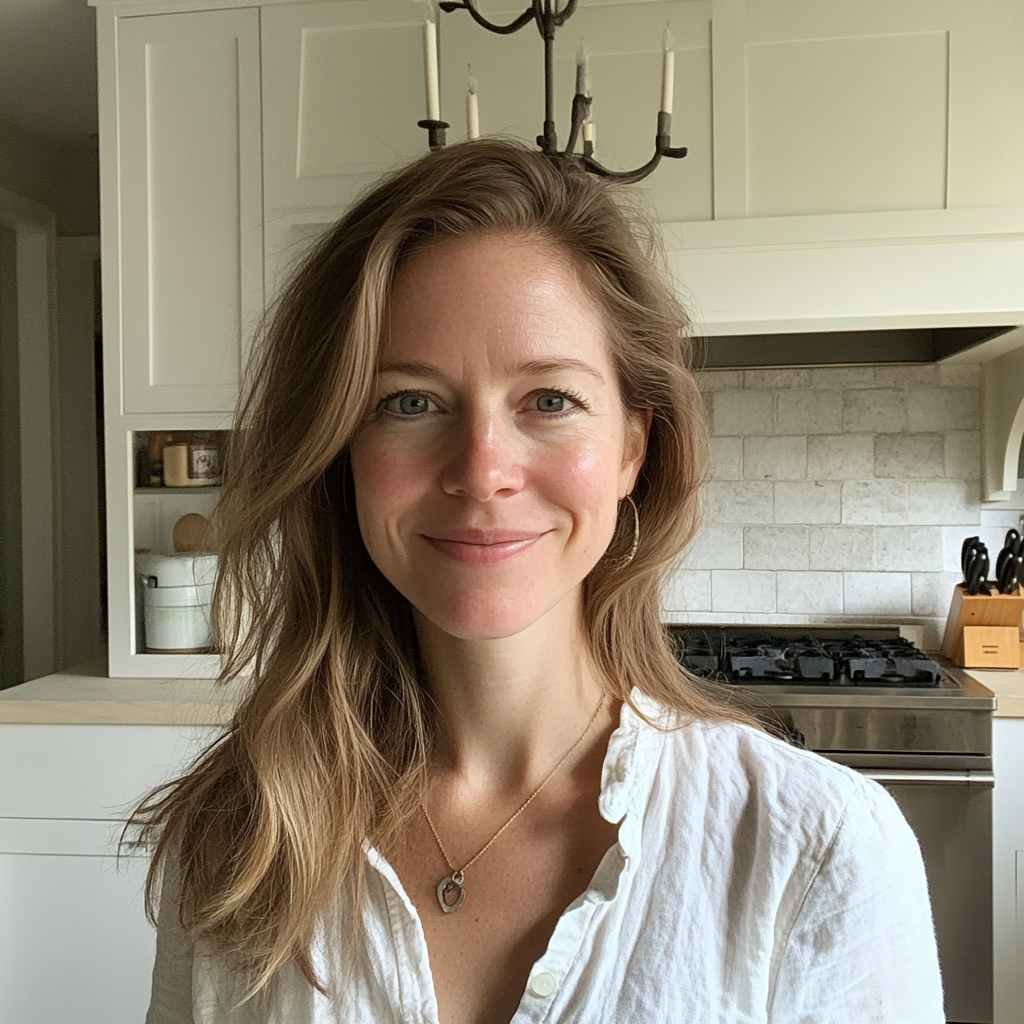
[663,362,1019,650]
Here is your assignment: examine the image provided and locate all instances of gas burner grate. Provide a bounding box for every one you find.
[672,630,942,688]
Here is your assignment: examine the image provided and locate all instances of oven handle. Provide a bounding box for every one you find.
[861,770,994,788]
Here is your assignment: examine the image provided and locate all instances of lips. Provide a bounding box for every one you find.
[421,528,548,565]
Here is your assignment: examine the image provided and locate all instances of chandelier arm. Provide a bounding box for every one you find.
[538,0,557,153]
[580,152,663,184]
[563,93,590,157]
[552,0,579,27]
[581,114,687,183]
[532,0,546,33]
[579,146,687,183]
[439,1,536,35]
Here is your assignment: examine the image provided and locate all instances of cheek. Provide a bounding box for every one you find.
[348,438,421,544]
[533,434,622,512]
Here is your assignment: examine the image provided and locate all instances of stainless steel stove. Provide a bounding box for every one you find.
[669,624,996,1024]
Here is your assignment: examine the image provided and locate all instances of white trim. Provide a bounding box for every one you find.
[983,348,1024,502]
[663,207,1024,336]
[664,206,1024,251]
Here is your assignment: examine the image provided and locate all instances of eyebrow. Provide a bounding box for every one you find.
[377,358,606,383]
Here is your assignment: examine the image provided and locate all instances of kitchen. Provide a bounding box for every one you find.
[2,0,1024,1021]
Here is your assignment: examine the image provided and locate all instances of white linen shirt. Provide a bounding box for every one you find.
[146,696,945,1023]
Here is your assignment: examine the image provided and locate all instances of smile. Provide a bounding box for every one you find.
[421,531,547,565]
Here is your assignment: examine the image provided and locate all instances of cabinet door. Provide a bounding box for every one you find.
[711,0,1024,220]
[0,842,153,1024]
[115,8,263,414]
[0,726,219,1024]
[440,1,713,225]
[262,0,432,299]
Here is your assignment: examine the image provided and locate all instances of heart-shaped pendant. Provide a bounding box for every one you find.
[436,871,466,913]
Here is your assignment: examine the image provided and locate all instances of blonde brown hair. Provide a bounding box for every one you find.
[127,139,759,997]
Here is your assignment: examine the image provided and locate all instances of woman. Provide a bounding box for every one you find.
[136,140,943,1023]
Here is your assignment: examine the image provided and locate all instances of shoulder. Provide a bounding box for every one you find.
[645,712,913,871]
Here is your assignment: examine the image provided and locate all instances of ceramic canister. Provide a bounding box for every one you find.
[137,553,218,653]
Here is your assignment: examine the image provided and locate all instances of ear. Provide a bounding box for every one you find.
[619,407,652,497]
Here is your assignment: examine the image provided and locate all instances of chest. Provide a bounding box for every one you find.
[387,792,620,1024]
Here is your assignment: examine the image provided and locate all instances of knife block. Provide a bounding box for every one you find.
[942,584,1024,667]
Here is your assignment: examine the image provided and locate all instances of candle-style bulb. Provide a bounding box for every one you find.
[423,18,441,122]
[466,64,480,140]
[660,24,675,115]
[575,43,591,97]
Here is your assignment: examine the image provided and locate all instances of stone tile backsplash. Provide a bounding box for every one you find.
[663,362,1021,650]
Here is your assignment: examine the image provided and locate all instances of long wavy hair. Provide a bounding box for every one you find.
[127,139,759,997]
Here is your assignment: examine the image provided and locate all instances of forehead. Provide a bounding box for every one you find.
[382,234,612,370]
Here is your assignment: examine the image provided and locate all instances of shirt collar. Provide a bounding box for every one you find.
[598,689,667,829]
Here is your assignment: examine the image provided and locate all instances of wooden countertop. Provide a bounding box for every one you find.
[0,658,242,725]
[963,668,1024,718]
[4,658,1022,725]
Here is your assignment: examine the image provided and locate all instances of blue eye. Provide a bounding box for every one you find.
[537,394,567,412]
[380,392,433,416]
[398,394,429,415]
[534,391,584,414]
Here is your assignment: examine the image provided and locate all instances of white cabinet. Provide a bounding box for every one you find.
[994,717,1024,1024]
[710,0,1024,221]
[0,845,153,1024]
[670,0,1024,335]
[109,7,263,416]
[261,0,431,299]
[0,724,219,1024]
[98,5,261,676]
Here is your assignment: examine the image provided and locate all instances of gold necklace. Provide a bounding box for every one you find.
[421,693,605,914]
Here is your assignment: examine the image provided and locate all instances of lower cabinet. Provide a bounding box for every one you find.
[0,724,220,1024]
[0,838,153,1024]
[5,717,1020,1022]
[994,717,1024,1024]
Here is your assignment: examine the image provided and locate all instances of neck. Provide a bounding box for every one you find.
[414,601,608,797]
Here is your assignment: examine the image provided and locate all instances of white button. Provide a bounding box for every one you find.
[528,971,557,998]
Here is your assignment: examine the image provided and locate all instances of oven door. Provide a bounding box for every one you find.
[859,768,994,1024]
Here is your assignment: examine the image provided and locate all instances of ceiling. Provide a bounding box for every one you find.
[0,0,98,143]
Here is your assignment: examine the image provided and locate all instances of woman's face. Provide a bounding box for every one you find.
[349,233,648,641]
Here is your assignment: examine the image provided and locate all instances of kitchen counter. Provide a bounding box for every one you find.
[964,668,1024,719]
[4,658,1018,724]
[0,658,241,725]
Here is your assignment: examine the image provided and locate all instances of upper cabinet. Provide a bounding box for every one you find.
[112,7,263,415]
[710,0,1024,220]
[261,0,431,297]
[97,0,1024,360]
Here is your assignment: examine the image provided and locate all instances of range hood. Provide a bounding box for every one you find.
[664,206,1024,367]
[696,326,1018,369]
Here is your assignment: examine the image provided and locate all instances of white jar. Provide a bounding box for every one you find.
[137,553,218,653]
[143,583,214,653]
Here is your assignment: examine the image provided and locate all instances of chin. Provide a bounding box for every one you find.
[409,584,577,642]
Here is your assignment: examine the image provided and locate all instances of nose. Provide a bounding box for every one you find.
[440,406,524,501]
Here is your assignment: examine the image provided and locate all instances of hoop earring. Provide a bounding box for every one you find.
[604,493,640,569]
